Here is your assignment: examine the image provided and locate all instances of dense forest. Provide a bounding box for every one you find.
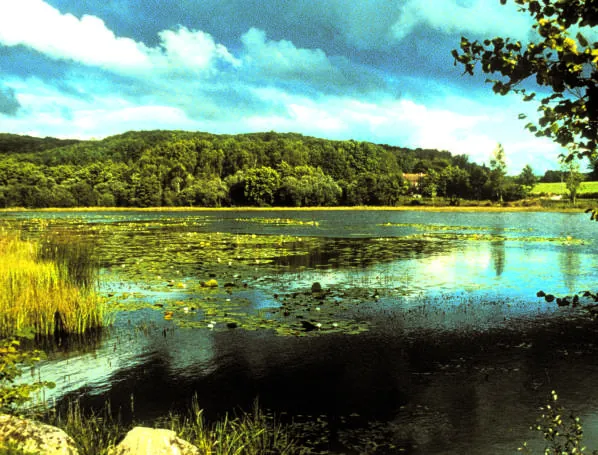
[0,130,554,208]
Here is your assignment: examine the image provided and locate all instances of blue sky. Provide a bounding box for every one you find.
[0,0,583,173]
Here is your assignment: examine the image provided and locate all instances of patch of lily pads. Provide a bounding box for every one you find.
[378,222,588,245]
[107,279,372,337]
[234,217,320,226]
[6,213,590,338]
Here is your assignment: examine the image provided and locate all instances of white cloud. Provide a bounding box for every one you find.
[156,27,240,73]
[392,0,533,41]
[4,76,564,173]
[244,89,563,173]
[0,0,150,70]
[2,78,201,139]
[0,0,239,75]
[241,28,335,78]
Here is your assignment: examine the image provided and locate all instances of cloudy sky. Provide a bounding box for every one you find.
[0,0,581,173]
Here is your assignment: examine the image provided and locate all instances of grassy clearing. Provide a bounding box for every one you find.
[0,230,105,337]
[531,181,598,195]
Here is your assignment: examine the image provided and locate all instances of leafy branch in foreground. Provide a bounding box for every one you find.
[519,390,598,455]
[452,0,597,162]
[0,338,54,413]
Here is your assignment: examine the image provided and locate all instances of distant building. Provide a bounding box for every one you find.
[403,173,426,188]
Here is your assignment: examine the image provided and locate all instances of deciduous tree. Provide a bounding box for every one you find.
[489,143,507,202]
[518,164,538,188]
[452,0,597,162]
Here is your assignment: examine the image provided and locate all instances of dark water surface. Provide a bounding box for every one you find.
[3,209,598,454]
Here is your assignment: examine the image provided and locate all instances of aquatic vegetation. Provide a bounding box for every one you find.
[169,285,371,337]
[235,217,320,226]
[1,212,594,341]
[379,222,588,245]
[0,230,105,337]
[378,221,529,232]
[201,279,219,288]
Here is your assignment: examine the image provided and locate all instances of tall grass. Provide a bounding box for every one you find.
[42,399,304,455]
[0,230,105,337]
[45,401,126,455]
[161,397,302,454]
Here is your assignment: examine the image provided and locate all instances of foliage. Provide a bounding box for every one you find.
[452,0,598,161]
[589,156,598,180]
[0,338,54,413]
[563,159,585,204]
[243,167,282,207]
[0,130,514,208]
[490,143,508,202]
[540,169,565,183]
[518,164,538,188]
[519,390,598,455]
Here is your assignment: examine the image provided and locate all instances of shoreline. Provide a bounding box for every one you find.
[0,205,590,213]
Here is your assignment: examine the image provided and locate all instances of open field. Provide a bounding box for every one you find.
[531,181,598,195]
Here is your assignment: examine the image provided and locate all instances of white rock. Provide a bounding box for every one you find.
[109,426,201,455]
[0,414,79,455]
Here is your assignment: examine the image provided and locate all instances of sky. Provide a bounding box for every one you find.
[0,0,586,174]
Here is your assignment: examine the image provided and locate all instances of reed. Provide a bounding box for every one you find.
[161,397,301,454]
[0,230,105,337]
[42,398,304,455]
[45,401,126,455]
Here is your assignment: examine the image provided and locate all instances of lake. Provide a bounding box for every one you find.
[3,209,598,454]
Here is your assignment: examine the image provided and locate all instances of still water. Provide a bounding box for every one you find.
[3,209,598,454]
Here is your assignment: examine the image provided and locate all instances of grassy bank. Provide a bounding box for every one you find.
[0,230,105,337]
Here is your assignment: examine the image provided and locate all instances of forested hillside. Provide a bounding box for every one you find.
[0,130,525,208]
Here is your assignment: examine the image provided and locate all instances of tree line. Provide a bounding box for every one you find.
[0,130,567,208]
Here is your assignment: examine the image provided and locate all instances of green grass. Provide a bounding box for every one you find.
[530,181,598,195]
[0,230,105,337]
[160,398,302,455]
[42,398,305,455]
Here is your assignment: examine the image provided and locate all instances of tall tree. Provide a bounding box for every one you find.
[589,156,598,181]
[243,167,281,207]
[452,0,597,162]
[518,164,538,188]
[563,159,584,205]
[489,143,507,202]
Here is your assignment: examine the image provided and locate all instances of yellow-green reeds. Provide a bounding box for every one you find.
[0,231,105,337]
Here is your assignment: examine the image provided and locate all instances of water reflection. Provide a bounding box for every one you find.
[559,244,582,293]
[50,316,598,453]
[4,210,598,454]
[491,239,505,277]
